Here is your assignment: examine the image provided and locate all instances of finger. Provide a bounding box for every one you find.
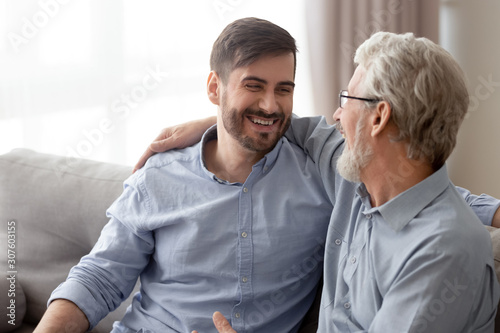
[132,148,156,173]
[212,311,236,333]
[149,136,179,152]
[133,133,186,173]
[133,127,177,173]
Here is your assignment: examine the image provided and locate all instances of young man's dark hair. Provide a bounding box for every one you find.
[210,17,298,83]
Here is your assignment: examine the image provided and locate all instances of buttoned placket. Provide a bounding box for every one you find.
[340,209,374,324]
[231,159,271,330]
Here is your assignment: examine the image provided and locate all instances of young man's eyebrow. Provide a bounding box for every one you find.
[242,76,267,84]
[242,76,295,88]
[279,81,296,88]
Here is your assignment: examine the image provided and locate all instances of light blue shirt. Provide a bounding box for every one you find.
[285,117,500,332]
[49,125,338,333]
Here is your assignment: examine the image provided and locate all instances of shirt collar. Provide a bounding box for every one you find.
[357,165,450,232]
[199,125,283,184]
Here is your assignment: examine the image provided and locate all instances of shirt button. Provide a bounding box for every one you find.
[242,276,248,283]
[241,232,248,238]
[344,302,351,309]
[243,187,248,193]
[335,239,342,246]
[366,213,372,219]
[350,256,356,264]
[235,313,241,318]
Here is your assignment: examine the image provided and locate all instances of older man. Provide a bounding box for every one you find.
[317,31,499,332]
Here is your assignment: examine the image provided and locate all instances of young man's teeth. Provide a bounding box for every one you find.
[251,118,273,126]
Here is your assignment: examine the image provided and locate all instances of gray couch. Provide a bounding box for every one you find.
[0,148,322,333]
[1,148,499,332]
[0,148,136,332]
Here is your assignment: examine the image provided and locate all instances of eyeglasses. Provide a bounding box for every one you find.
[339,90,380,108]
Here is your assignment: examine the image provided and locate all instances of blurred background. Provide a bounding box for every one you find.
[1,0,499,197]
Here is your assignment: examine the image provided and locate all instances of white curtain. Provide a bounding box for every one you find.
[304,0,439,123]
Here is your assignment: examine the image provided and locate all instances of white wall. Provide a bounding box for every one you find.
[440,0,500,198]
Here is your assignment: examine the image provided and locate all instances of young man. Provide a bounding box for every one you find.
[34,17,341,333]
[194,32,500,332]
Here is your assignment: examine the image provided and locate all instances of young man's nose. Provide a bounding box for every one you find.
[259,91,279,113]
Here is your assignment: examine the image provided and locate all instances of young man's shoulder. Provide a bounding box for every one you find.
[142,143,201,172]
[127,143,203,191]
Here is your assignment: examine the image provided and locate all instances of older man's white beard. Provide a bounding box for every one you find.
[337,120,374,183]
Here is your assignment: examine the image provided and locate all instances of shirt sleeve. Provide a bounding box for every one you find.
[284,114,345,202]
[48,174,155,330]
[456,186,500,226]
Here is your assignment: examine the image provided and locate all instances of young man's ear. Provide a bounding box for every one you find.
[371,101,391,137]
[207,71,222,105]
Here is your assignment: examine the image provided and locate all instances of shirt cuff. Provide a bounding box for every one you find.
[48,279,106,331]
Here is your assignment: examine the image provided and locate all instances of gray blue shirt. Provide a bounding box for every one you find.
[318,166,499,332]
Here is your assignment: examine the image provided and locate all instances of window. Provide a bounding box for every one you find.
[0,0,312,166]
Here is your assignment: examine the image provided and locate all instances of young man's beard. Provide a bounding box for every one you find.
[220,94,290,154]
[337,118,374,183]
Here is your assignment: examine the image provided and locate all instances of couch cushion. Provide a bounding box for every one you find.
[0,149,135,332]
